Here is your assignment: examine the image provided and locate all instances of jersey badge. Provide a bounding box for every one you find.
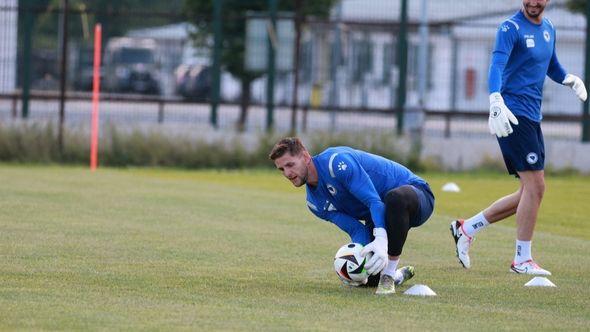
[526,152,539,164]
[543,30,550,42]
[337,161,347,171]
[327,184,337,196]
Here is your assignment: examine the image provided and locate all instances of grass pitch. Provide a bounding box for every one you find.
[0,165,589,330]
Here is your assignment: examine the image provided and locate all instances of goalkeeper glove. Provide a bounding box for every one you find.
[563,74,587,102]
[489,92,519,138]
[361,228,388,275]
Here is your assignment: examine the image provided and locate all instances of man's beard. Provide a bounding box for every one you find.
[293,171,308,187]
[524,4,545,18]
[298,172,308,186]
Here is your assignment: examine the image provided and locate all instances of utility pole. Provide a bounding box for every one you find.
[210,0,223,128]
[266,0,278,132]
[290,0,303,135]
[21,3,36,119]
[58,0,69,155]
[582,1,590,142]
[395,0,408,136]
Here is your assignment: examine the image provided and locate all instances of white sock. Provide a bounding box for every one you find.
[382,258,399,277]
[514,240,532,264]
[462,212,490,237]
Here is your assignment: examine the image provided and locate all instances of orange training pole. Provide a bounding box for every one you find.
[90,24,102,171]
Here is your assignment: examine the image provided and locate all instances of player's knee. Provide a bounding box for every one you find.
[526,177,545,200]
[523,183,544,202]
[384,189,409,211]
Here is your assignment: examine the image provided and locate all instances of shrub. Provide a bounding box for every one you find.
[0,123,414,169]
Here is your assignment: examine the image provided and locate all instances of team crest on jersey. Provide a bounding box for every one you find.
[543,30,550,42]
[526,152,539,164]
[327,184,337,196]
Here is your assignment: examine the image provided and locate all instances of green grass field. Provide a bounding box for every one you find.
[1,165,589,330]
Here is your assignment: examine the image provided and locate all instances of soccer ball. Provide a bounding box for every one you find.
[333,243,368,283]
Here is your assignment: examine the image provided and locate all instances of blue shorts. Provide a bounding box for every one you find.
[497,115,545,176]
[410,183,435,227]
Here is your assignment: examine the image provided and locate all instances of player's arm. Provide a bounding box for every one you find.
[488,21,519,137]
[307,202,371,244]
[330,153,387,275]
[546,41,567,84]
[330,153,385,229]
[326,211,372,245]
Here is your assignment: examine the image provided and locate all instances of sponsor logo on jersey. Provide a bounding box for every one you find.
[526,152,539,164]
[501,24,510,32]
[337,161,347,171]
[526,38,535,48]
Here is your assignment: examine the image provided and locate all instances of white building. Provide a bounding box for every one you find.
[297,0,585,114]
[0,0,18,93]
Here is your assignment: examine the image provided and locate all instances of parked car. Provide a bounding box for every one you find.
[174,64,211,101]
[103,37,160,94]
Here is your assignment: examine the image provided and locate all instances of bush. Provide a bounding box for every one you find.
[0,123,415,169]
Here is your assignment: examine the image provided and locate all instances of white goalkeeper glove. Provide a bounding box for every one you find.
[489,92,519,138]
[563,74,587,102]
[360,228,388,276]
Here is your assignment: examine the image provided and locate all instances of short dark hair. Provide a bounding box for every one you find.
[268,137,307,160]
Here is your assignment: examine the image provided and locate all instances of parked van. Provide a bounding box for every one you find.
[103,37,160,94]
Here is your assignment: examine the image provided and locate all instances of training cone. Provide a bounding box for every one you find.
[404,284,437,296]
[442,182,461,193]
[524,277,556,287]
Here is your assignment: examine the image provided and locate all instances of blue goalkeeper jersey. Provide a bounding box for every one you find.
[305,146,428,245]
[488,10,567,122]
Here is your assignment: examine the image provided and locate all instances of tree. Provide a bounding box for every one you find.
[183,0,338,131]
[20,0,185,47]
[566,0,586,13]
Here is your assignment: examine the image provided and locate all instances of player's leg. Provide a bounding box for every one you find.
[451,115,534,269]
[377,184,433,294]
[482,185,522,223]
[510,169,550,275]
[375,185,418,294]
[450,185,523,268]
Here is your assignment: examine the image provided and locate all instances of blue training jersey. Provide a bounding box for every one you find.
[488,10,567,122]
[305,146,428,245]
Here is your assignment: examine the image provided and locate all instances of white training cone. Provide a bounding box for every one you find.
[524,277,556,287]
[404,284,437,296]
[442,182,461,193]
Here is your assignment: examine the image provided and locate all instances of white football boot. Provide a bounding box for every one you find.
[510,260,551,276]
[375,274,396,295]
[450,219,473,269]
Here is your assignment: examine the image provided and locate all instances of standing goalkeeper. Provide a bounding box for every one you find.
[451,0,587,275]
[269,138,435,295]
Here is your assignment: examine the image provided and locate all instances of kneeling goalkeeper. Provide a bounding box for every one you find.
[269,137,435,295]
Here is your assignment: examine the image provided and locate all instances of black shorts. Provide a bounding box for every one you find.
[497,115,545,176]
[410,184,435,228]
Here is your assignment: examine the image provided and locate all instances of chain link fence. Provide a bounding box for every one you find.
[0,1,587,143]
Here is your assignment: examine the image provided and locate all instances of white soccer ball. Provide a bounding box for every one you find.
[333,243,368,283]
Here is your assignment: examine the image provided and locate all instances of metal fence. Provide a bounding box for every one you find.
[0,1,588,143]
